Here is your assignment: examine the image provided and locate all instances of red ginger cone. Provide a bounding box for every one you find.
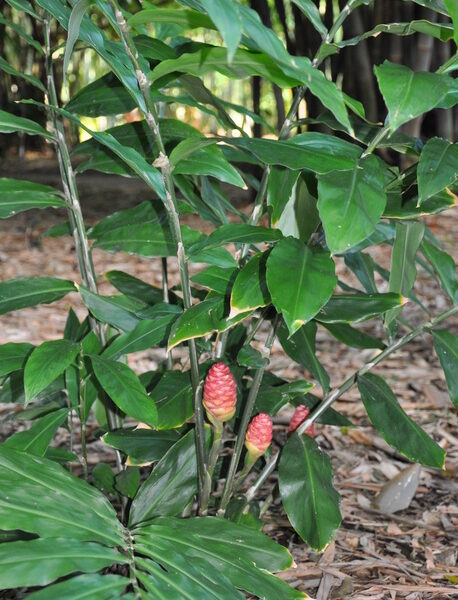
[288,405,315,437]
[203,363,237,424]
[245,413,273,459]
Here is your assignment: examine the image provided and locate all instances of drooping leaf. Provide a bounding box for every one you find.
[0,58,46,92]
[386,221,425,326]
[279,433,341,551]
[275,174,320,243]
[358,374,445,468]
[4,408,69,456]
[432,329,458,408]
[79,287,142,332]
[317,293,404,323]
[24,340,80,404]
[90,355,158,428]
[0,277,76,316]
[63,0,92,80]
[318,156,387,254]
[421,240,457,302]
[321,322,385,350]
[200,0,242,62]
[374,60,454,132]
[267,167,300,226]
[0,178,66,219]
[344,252,378,293]
[0,342,33,378]
[266,237,337,335]
[231,252,270,315]
[417,137,458,204]
[291,0,327,38]
[277,320,330,392]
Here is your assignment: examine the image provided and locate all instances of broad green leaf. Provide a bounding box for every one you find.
[191,266,238,295]
[134,516,303,600]
[344,252,377,293]
[0,445,125,545]
[28,574,130,600]
[103,428,180,465]
[291,0,327,38]
[168,296,224,350]
[432,330,458,408]
[66,72,137,116]
[106,270,165,305]
[384,189,456,220]
[0,178,66,219]
[63,0,91,80]
[266,238,337,335]
[91,355,157,428]
[231,252,270,315]
[404,0,448,16]
[0,277,76,316]
[115,467,140,499]
[149,371,194,430]
[5,0,41,20]
[0,342,33,377]
[386,221,425,326]
[444,0,458,45]
[277,320,330,392]
[200,0,242,62]
[374,61,453,132]
[421,240,457,302]
[318,156,387,253]
[79,287,141,332]
[174,144,246,188]
[237,345,269,369]
[358,374,445,468]
[299,393,354,428]
[267,167,300,226]
[417,137,458,204]
[0,57,46,92]
[322,322,385,350]
[4,408,68,455]
[317,293,404,323]
[189,223,282,255]
[226,133,360,173]
[0,109,51,138]
[0,538,125,590]
[129,7,214,29]
[129,429,205,525]
[102,315,179,360]
[275,174,320,243]
[24,340,80,404]
[279,433,341,551]
[256,380,314,415]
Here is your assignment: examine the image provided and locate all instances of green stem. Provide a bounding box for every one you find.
[245,451,279,503]
[219,318,278,513]
[43,16,122,451]
[361,123,390,157]
[162,257,173,370]
[109,1,207,501]
[296,305,458,435]
[77,354,88,481]
[201,422,223,515]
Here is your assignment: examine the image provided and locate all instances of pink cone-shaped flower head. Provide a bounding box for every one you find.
[288,405,315,437]
[245,413,273,458]
[203,362,237,424]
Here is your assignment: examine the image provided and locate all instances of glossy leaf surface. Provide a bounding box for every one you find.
[0,278,76,315]
[432,330,458,408]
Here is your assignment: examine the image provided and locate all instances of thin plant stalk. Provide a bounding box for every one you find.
[109,0,207,500]
[162,257,173,370]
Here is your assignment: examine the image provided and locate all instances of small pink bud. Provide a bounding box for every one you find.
[288,405,315,437]
[203,363,237,424]
[245,413,273,458]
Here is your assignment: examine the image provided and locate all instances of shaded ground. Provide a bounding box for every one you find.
[0,159,457,599]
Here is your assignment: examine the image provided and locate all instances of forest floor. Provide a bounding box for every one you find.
[0,158,457,599]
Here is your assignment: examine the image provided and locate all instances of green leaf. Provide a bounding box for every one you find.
[279,433,341,551]
[4,408,68,456]
[432,330,458,408]
[24,340,80,404]
[0,277,76,316]
[189,223,282,256]
[93,463,116,494]
[417,137,458,204]
[174,144,246,188]
[322,322,385,350]
[277,320,330,392]
[102,315,179,360]
[129,429,205,525]
[103,428,180,466]
[256,379,314,415]
[63,0,91,80]
[0,178,66,219]
[0,342,33,377]
[134,516,303,600]
[421,240,457,302]
[5,0,41,20]
[129,7,214,29]
[266,238,337,335]
[167,296,224,350]
[291,0,327,38]
[275,174,320,243]
[231,252,270,315]
[0,538,125,590]
[386,221,425,326]
[318,156,387,254]
[149,371,194,430]
[384,189,456,220]
[0,57,46,92]
[238,346,269,369]
[358,374,445,468]
[267,167,300,226]
[28,574,130,600]
[0,16,44,53]
[0,109,51,138]
[0,445,125,545]
[66,72,137,116]
[191,266,238,295]
[115,467,140,499]
[106,270,165,305]
[200,0,242,62]
[344,252,377,293]
[374,60,453,132]
[90,355,157,428]
[79,286,141,332]
[444,0,458,45]
[317,293,404,323]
